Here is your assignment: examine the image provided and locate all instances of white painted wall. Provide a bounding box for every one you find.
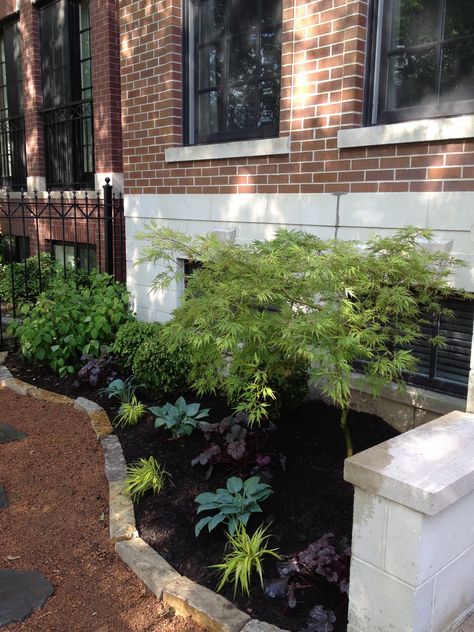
[125,192,474,321]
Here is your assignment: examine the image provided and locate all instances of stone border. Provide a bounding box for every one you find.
[0,355,286,632]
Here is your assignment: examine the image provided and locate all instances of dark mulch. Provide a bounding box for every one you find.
[6,352,398,632]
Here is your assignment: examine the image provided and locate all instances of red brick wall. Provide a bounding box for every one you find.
[1,0,123,188]
[119,0,474,195]
[0,1,16,21]
[90,0,123,174]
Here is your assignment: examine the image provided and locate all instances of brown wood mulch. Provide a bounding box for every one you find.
[0,388,205,632]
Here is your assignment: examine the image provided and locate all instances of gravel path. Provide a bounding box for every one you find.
[0,389,205,632]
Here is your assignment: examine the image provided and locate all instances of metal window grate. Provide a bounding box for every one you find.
[42,99,95,190]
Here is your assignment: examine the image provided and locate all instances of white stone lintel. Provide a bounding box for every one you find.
[344,411,474,516]
[338,114,474,149]
[165,136,291,163]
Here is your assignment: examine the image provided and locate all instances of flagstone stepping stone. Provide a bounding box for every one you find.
[0,569,54,627]
[0,486,7,509]
[0,423,27,444]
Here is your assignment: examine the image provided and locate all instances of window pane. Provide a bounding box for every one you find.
[259,80,279,127]
[228,33,258,84]
[261,27,281,77]
[389,0,441,48]
[227,84,257,130]
[199,90,223,135]
[262,0,281,24]
[440,41,474,103]
[199,0,225,42]
[198,44,224,89]
[229,0,259,35]
[386,49,436,109]
[444,0,474,38]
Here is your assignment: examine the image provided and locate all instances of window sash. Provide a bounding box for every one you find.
[370,0,474,124]
[185,0,282,145]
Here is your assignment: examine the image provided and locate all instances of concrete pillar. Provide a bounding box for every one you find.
[344,411,474,632]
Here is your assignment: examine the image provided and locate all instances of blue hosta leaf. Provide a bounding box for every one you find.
[195,492,217,505]
[195,515,212,537]
[186,403,200,416]
[207,513,226,532]
[228,517,239,535]
[227,477,243,494]
[240,512,250,526]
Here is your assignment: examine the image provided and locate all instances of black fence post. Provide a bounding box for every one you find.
[103,178,114,275]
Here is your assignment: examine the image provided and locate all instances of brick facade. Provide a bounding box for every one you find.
[119,0,474,196]
[0,0,123,191]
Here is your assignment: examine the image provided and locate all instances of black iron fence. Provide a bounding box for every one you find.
[0,115,27,192]
[0,179,125,349]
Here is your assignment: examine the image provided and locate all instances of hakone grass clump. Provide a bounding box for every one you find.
[114,395,147,428]
[123,456,171,502]
[211,523,281,597]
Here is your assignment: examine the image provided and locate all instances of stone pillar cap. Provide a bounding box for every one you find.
[344,411,474,515]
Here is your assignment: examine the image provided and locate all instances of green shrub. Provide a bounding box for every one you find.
[132,324,191,397]
[9,272,131,377]
[112,320,160,370]
[0,253,55,306]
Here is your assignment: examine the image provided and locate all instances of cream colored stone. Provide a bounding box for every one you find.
[163,576,250,632]
[28,387,74,406]
[88,410,113,438]
[344,411,474,516]
[2,378,33,396]
[241,621,289,632]
[115,538,180,599]
[109,481,138,543]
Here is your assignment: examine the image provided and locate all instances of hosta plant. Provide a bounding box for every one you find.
[194,475,272,536]
[123,456,171,502]
[149,396,210,437]
[98,375,140,403]
[115,395,147,428]
[211,524,280,596]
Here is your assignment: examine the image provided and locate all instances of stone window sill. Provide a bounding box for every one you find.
[165,136,291,163]
[337,114,474,149]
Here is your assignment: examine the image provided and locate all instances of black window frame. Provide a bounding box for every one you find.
[367,0,474,125]
[39,0,95,190]
[52,239,97,271]
[0,15,27,191]
[184,0,283,146]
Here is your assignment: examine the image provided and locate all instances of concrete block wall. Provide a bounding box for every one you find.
[344,411,474,632]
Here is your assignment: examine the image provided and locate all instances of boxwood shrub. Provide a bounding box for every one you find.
[112,319,160,370]
[132,324,191,398]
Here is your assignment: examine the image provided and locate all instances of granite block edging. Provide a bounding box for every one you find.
[0,355,288,632]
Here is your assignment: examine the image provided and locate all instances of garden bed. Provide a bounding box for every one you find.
[6,352,398,632]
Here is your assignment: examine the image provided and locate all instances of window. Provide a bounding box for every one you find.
[40,0,94,189]
[185,0,282,145]
[53,241,96,271]
[2,235,30,263]
[407,299,474,397]
[0,19,26,190]
[369,0,474,124]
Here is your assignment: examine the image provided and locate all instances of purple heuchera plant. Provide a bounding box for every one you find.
[301,606,336,632]
[77,353,115,387]
[264,533,350,631]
